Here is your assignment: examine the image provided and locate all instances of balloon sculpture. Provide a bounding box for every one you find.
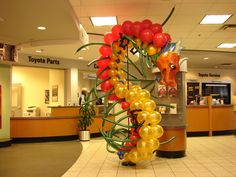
[77,7,181,164]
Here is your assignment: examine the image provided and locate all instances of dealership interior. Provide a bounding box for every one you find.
[0,0,236,177]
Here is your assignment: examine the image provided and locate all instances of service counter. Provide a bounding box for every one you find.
[10,106,115,139]
[186,104,236,136]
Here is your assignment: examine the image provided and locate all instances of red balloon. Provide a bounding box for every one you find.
[129,133,140,146]
[133,21,143,38]
[121,20,134,36]
[104,32,115,45]
[151,23,163,34]
[100,80,113,92]
[153,33,166,48]
[121,101,130,109]
[112,25,123,40]
[163,33,171,43]
[99,46,112,57]
[141,19,152,29]
[96,57,110,68]
[96,68,109,80]
[108,94,119,101]
[140,29,154,44]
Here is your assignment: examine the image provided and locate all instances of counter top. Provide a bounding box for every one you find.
[187,104,233,108]
[48,106,80,108]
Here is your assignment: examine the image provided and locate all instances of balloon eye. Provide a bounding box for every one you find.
[170,63,176,69]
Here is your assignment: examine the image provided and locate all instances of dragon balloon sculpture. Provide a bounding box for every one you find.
[77,8,181,164]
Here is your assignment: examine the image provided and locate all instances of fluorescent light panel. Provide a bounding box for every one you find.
[90,16,117,26]
[37,26,46,30]
[200,15,231,24]
[217,43,236,48]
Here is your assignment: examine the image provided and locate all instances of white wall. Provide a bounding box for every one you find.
[0,65,11,139]
[12,66,65,116]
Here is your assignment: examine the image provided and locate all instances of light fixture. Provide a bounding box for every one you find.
[90,16,117,26]
[217,43,236,48]
[200,15,231,24]
[35,49,43,53]
[37,26,46,30]
[203,57,209,60]
[78,56,84,60]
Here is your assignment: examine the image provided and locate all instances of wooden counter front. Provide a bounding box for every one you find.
[186,104,236,135]
[50,106,80,117]
[186,106,209,132]
[10,116,115,138]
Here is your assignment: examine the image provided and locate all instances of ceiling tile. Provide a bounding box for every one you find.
[176,3,213,15]
[208,3,236,14]
[193,25,222,32]
[209,31,236,39]
[171,15,203,25]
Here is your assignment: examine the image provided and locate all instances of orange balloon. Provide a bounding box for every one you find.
[108,69,117,77]
[117,69,125,79]
[146,44,159,56]
[134,38,142,47]
[110,77,119,85]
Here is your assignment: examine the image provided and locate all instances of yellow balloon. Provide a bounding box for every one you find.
[149,111,162,125]
[137,111,150,124]
[150,125,164,139]
[130,100,144,111]
[125,90,138,103]
[137,89,151,100]
[146,138,160,152]
[140,152,153,161]
[142,99,156,112]
[123,152,129,161]
[130,85,142,92]
[139,125,152,140]
[114,84,128,98]
[128,148,141,163]
[137,139,149,153]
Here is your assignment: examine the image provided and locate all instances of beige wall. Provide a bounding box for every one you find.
[12,66,64,116]
[0,65,11,139]
[187,68,236,104]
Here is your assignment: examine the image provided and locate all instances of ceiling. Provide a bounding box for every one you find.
[0,0,236,70]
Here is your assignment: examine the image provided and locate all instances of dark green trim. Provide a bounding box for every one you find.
[12,135,78,143]
[156,150,185,158]
[187,131,209,137]
[0,139,12,148]
[213,130,236,136]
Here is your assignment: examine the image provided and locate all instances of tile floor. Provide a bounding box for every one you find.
[63,135,236,177]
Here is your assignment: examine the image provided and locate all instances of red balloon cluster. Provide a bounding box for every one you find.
[121,19,171,49]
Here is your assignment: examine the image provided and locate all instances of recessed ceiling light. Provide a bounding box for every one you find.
[217,43,236,48]
[78,56,84,60]
[203,57,209,60]
[90,16,117,26]
[37,26,46,30]
[35,49,43,53]
[200,15,231,24]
